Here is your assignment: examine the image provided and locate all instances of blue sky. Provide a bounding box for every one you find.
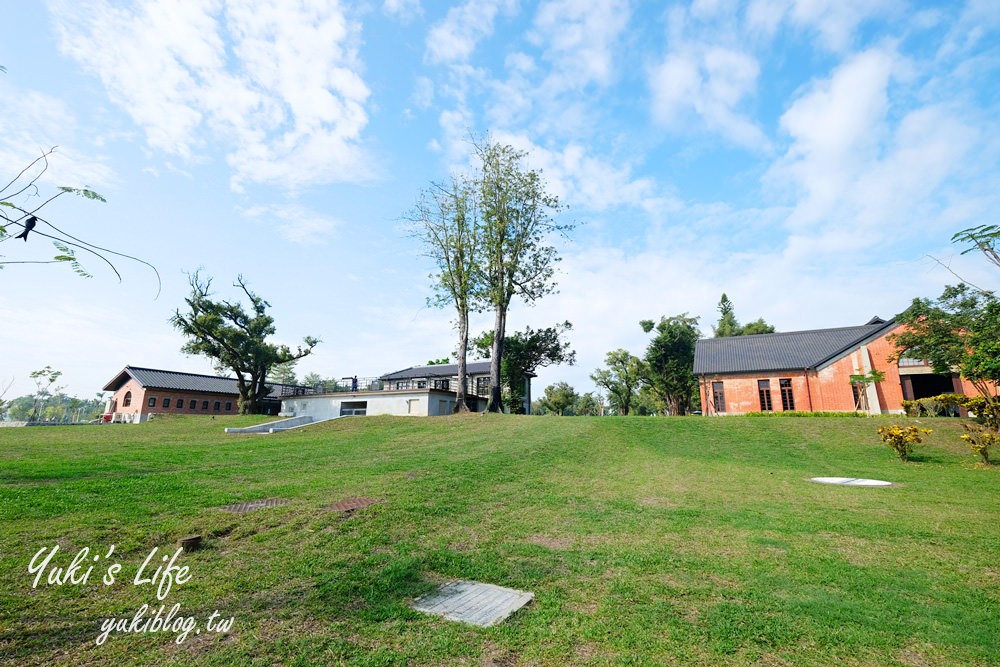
[1,0,998,401]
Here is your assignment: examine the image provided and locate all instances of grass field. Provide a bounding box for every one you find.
[1,413,998,666]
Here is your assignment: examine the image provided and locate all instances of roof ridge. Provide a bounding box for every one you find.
[701,322,885,342]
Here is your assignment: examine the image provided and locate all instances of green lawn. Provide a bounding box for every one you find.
[1,414,998,666]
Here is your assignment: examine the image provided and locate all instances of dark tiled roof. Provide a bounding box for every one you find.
[380,361,492,380]
[103,366,301,398]
[693,320,897,375]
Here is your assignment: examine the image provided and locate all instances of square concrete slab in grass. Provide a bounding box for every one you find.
[411,581,534,627]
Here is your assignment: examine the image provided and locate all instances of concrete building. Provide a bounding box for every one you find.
[693,317,984,415]
[280,361,534,418]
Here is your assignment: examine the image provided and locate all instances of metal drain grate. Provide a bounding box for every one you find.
[220,498,291,513]
[326,497,381,513]
[412,581,534,627]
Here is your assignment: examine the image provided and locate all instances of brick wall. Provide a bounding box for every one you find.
[108,380,239,416]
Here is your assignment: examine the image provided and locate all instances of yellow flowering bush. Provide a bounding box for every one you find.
[877,424,932,462]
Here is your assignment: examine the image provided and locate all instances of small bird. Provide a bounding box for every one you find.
[15,216,37,241]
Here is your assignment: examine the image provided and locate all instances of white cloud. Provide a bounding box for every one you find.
[0,84,116,189]
[49,0,372,192]
[528,0,630,91]
[746,0,898,51]
[240,204,339,245]
[425,0,516,65]
[765,48,983,264]
[649,45,768,149]
[490,131,659,211]
[383,0,422,22]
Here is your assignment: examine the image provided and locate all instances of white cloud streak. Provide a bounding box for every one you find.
[50,0,372,192]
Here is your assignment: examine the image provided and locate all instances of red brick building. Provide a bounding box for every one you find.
[693,317,984,415]
[102,366,302,423]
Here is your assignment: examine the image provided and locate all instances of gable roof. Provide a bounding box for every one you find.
[380,361,493,381]
[693,319,897,375]
[102,366,301,397]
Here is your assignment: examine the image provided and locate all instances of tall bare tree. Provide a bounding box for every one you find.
[475,139,571,412]
[409,176,482,411]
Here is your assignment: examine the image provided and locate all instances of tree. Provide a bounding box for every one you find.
[475,139,571,411]
[573,391,605,416]
[268,360,299,386]
[850,369,886,413]
[426,357,451,365]
[890,285,998,398]
[540,382,577,415]
[740,318,776,335]
[712,293,775,337]
[591,349,644,416]
[0,146,160,290]
[409,175,482,411]
[472,320,576,413]
[28,366,63,422]
[640,315,700,415]
[952,224,1000,273]
[171,272,319,414]
[713,293,740,337]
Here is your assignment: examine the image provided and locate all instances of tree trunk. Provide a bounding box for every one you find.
[455,306,470,412]
[487,307,507,412]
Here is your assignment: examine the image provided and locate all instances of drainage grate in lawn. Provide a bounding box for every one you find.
[220,498,291,513]
[326,497,381,513]
[809,477,893,486]
[412,581,534,627]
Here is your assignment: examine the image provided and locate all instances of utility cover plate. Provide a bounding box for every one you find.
[810,477,893,486]
[412,581,534,627]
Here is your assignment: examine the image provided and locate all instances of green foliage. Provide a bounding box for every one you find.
[591,349,643,415]
[171,272,318,414]
[952,224,1000,271]
[639,314,700,415]
[409,175,481,410]
[849,369,885,412]
[267,360,299,386]
[539,382,577,415]
[473,139,571,411]
[714,293,740,337]
[877,424,932,461]
[712,293,776,337]
[57,186,107,202]
[890,284,1000,395]
[473,321,575,413]
[27,365,63,422]
[426,357,451,365]
[572,391,604,416]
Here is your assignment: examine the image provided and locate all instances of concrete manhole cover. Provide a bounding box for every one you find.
[220,498,291,513]
[326,497,381,513]
[810,477,893,487]
[412,581,534,627]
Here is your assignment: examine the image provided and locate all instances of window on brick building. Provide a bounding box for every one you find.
[162,398,171,409]
[122,391,132,407]
[201,400,209,410]
[148,397,157,408]
[178,399,185,409]
[225,402,233,411]
[758,380,773,411]
[213,401,221,411]
[712,381,726,413]
[779,379,795,411]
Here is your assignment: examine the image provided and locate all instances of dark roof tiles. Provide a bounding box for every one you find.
[103,366,300,397]
[693,320,897,375]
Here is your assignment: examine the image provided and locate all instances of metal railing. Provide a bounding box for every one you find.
[279,376,490,397]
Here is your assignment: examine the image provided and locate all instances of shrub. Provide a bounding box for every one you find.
[900,400,920,417]
[961,425,998,464]
[917,398,943,417]
[877,424,932,462]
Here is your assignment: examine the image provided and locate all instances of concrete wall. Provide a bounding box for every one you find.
[281,390,461,419]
